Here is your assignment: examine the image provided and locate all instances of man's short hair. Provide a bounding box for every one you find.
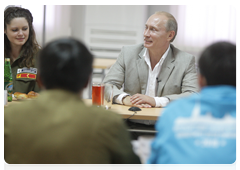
[154,11,178,42]
[38,38,93,93]
[198,41,236,87]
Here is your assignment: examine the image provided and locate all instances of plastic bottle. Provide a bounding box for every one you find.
[4,58,13,102]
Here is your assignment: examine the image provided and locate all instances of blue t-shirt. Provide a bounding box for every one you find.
[147,85,236,164]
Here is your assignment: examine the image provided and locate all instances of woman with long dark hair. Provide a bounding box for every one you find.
[4,6,41,93]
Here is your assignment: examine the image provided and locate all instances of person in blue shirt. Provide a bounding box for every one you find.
[147,41,236,164]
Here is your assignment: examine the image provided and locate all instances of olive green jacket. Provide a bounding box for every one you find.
[4,89,140,164]
[10,51,40,93]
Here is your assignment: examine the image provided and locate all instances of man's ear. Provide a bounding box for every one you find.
[198,74,207,88]
[167,31,175,42]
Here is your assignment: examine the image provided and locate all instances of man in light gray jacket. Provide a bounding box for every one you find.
[103,11,199,110]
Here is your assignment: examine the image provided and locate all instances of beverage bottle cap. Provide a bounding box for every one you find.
[5,58,10,62]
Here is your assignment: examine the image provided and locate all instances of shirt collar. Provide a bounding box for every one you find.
[144,45,170,66]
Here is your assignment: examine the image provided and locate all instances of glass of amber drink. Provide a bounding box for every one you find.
[92,83,105,106]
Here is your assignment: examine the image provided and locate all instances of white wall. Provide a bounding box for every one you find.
[45,5,72,44]
[43,5,147,53]
[83,5,148,59]
[70,5,86,43]
[147,5,172,17]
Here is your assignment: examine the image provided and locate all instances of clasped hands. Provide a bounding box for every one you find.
[122,94,156,108]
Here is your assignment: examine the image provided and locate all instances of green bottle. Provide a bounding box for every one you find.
[4,58,13,102]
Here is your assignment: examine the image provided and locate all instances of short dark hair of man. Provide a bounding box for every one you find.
[198,41,236,87]
[38,38,93,93]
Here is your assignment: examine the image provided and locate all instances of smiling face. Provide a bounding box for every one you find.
[143,14,174,52]
[4,17,29,48]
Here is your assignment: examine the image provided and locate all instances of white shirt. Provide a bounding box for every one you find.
[116,45,170,107]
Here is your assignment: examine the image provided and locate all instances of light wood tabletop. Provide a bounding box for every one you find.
[93,58,116,69]
[83,99,163,121]
[5,99,163,121]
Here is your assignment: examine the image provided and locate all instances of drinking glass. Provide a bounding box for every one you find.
[103,83,113,110]
[92,83,105,106]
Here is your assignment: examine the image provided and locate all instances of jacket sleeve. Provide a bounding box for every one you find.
[103,46,127,100]
[33,81,41,93]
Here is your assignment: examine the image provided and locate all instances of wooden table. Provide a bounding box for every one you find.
[86,99,163,133]
[83,99,163,121]
[6,99,163,121]
[93,58,117,69]
[6,99,163,133]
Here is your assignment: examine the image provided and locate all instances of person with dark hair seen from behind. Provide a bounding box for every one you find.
[4,38,141,164]
[4,6,41,94]
[148,41,236,164]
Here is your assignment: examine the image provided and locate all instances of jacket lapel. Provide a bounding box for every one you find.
[137,47,148,94]
[156,46,175,96]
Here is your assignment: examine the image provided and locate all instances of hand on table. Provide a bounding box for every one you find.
[122,96,149,108]
[122,96,132,106]
[130,94,156,108]
[122,95,154,108]
[137,103,152,108]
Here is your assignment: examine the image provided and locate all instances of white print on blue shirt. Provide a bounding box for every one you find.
[173,103,236,148]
